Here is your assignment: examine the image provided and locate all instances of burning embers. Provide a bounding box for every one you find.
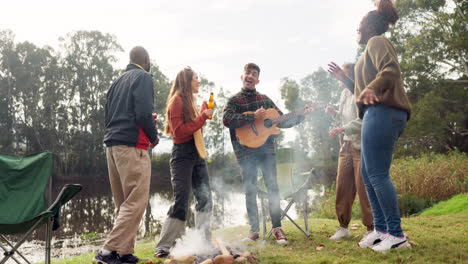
[164,238,258,264]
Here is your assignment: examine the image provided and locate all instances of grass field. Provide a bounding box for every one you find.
[48,213,467,264]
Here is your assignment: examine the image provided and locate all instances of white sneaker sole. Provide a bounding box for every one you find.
[330,235,351,241]
[358,238,384,248]
[276,239,288,245]
[373,241,412,253]
[93,257,110,264]
[241,238,259,243]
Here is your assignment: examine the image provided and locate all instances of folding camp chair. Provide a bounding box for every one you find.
[258,168,318,239]
[0,152,82,264]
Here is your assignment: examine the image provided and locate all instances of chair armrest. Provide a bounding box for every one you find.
[47,184,82,231]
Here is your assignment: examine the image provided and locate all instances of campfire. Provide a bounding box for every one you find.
[164,238,258,264]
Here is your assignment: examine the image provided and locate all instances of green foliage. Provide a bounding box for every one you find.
[279,67,341,162]
[393,0,466,81]
[151,63,171,133]
[389,0,468,155]
[79,232,98,240]
[314,152,467,218]
[151,153,171,174]
[0,30,172,175]
[421,193,468,216]
[280,77,303,111]
[399,82,468,156]
[391,151,468,201]
[203,86,232,156]
[398,194,434,216]
[207,152,241,184]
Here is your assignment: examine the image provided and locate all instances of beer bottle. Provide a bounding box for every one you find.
[207,92,214,119]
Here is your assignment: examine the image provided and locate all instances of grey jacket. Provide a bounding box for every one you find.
[338,89,361,150]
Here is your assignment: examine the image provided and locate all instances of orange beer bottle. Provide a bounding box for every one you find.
[207,92,214,119]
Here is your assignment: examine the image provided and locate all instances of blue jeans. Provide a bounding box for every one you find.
[239,153,282,233]
[361,104,407,237]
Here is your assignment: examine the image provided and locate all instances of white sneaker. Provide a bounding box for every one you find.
[358,230,386,248]
[372,234,411,253]
[330,227,350,240]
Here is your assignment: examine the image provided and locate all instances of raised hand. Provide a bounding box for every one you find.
[254,107,266,119]
[203,108,214,117]
[325,106,337,115]
[329,127,344,138]
[303,103,319,114]
[150,138,159,148]
[150,113,159,148]
[152,113,158,127]
[327,62,347,82]
[357,88,380,105]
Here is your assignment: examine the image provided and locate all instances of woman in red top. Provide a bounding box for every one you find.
[155,67,214,258]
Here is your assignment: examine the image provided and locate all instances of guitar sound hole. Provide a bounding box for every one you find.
[264,119,273,128]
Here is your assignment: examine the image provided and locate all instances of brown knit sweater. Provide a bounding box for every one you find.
[355,35,412,119]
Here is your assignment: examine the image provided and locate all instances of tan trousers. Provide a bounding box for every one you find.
[103,146,151,254]
[335,141,373,230]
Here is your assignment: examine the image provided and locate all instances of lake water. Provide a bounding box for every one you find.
[3,169,323,263]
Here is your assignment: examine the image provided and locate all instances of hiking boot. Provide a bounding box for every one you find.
[241,231,260,242]
[330,227,350,240]
[272,227,288,245]
[119,254,139,264]
[372,234,411,253]
[154,249,170,258]
[358,230,386,248]
[93,251,122,264]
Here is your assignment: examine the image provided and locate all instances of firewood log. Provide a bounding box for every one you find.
[240,251,251,258]
[234,256,247,263]
[171,255,196,264]
[199,259,214,264]
[213,255,234,264]
[214,238,230,256]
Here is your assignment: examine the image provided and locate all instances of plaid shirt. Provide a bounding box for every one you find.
[223,88,303,161]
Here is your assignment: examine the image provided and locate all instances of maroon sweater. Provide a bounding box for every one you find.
[168,96,208,143]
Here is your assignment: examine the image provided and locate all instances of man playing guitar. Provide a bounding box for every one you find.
[223,63,316,245]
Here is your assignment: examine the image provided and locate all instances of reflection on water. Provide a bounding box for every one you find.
[4,171,322,263]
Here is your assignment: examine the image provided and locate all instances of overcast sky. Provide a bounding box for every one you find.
[2,0,374,96]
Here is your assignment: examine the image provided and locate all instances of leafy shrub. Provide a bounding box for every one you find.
[391,151,467,201]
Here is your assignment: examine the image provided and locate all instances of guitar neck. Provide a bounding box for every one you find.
[271,111,303,125]
[271,102,325,124]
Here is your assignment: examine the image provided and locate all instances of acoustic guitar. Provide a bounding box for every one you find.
[235,104,322,148]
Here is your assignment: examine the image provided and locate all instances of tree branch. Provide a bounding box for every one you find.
[454,1,466,20]
[439,60,457,69]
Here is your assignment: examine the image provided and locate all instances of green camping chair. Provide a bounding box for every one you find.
[0,152,82,264]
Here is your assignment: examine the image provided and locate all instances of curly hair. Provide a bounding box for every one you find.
[362,0,399,35]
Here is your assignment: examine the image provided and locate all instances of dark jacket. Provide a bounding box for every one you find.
[104,64,158,147]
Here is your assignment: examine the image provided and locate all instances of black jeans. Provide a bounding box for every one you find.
[167,140,212,221]
[239,152,281,233]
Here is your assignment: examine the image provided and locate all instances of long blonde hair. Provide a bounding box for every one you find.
[164,67,198,135]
